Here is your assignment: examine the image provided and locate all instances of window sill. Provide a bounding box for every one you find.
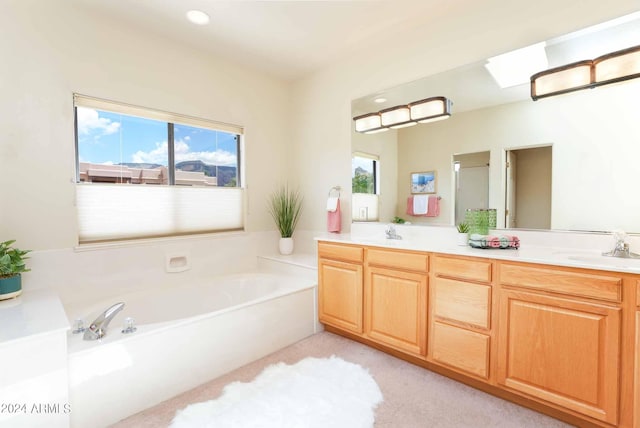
[74,229,248,252]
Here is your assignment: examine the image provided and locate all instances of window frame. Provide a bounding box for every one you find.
[73,94,245,244]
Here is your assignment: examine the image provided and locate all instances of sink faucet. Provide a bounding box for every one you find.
[602,231,640,259]
[385,224,402,240]
[83,302,125,341]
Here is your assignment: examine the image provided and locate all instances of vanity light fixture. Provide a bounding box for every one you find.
[531,60,593,100]
[353,96,452,133]
[593,44,640,86]
[410,96,452,123]
[380,105,416,129]
[353,113,389,134]
[531,44,640,100]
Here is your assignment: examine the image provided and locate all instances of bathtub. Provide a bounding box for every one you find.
[65,272,317,428]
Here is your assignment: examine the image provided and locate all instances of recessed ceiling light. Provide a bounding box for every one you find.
[374,97,387,103]
[186,10,210,26]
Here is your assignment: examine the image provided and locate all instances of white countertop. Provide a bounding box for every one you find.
[316,232,640,274]
[0,289,70,345]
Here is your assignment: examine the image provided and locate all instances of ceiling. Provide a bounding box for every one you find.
[73,0,449,81]
[71,1,639,112]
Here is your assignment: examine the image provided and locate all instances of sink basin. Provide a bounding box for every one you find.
[353,237,404,247]
[568,255,616,263]
[559,253,640,269]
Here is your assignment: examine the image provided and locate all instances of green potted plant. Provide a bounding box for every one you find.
[456,222,470,246]
[0,240,31,300]
[268,185,303,255]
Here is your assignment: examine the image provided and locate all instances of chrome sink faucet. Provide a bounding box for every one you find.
[83,302,125,341]
[602,231,640,259]
[385,224,402,240]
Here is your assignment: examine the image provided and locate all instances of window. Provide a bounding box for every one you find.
[351,153,379,221]
[74,94,244,244]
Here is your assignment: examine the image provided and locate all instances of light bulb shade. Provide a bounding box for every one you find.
[594,45,640,85]
[353,113,385,133]
[531,60,593,100]
[530,44,640,101]
[380,105,414,128]
[410,96,452,123]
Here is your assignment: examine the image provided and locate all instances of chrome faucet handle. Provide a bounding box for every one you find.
[385,224,402,240]
[385,224,395,236]
[72,319,86,334]
[612,230,627,250]
[603,231,640,258]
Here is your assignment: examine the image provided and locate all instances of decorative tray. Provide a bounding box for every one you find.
[468,234,520,250]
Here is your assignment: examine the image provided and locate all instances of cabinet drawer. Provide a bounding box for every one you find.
[366,248,428,272]
[433,255,492,283]
[433,277,490,329]
[431,322,489,379]
[499,263,622,302]
[318,242,363,263]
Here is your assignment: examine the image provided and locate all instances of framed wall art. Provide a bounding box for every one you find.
[411,171,437,194]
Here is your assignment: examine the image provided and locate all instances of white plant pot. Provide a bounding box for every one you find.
[279,237,294,255]
[457,232,469,246]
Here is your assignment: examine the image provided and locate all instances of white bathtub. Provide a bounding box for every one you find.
[65,272,317,428]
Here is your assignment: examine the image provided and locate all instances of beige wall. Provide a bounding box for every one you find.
[2,0,638,252]
[0,1,290,250]
[514,147,552,230]
[397,79,640,232]
[291,0,638,233]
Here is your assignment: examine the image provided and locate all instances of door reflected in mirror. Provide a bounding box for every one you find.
[505,146,552,229]
[454,151,490,225]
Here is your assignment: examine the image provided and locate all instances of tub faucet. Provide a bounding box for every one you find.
[83,302,125,341]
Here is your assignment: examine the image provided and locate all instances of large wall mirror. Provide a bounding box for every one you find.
[351,11,640,233]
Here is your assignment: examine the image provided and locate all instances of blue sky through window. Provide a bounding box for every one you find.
[76,107,238,167]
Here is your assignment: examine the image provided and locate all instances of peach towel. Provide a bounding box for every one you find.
[327,199,341,233]
[406,195,440,217]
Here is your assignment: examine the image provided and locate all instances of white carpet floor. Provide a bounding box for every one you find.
[112,332,573,428]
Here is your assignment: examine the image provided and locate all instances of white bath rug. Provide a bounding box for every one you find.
[170,355,383,428]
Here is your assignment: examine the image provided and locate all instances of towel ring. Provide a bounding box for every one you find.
[328,185,341,198]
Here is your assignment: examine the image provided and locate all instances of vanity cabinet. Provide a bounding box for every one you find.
[317,240,637,427]
[498,262,622,425]
[364,248,428,357]
[635,280,640,426]
[429,255,493,379]
[317,242,364,333]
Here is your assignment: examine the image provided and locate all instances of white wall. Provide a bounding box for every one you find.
[290,0,638,234]
[0,1,291,251]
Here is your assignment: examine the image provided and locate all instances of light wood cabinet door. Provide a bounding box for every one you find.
[431,321,490,379]
[318,258,363,334]
[365,266,427,356]
[498,290,620,425]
